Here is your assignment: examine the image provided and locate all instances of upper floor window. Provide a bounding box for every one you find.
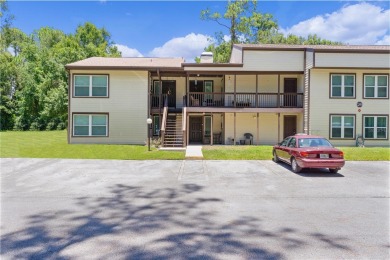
[73,114,108,136]
[364,116,388,139]
[331,74,355,98]
[364,75,388,98]
[74,75,108,97]
[330,115,355,139]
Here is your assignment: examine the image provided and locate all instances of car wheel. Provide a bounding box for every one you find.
[291,157,302,173]
[329,168,339,174]
[273,150,280,163]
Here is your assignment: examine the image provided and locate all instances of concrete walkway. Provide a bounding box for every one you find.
[185,145,203,159]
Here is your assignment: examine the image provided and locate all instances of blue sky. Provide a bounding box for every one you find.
[7,1,390,61]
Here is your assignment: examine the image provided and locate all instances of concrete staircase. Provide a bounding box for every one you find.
[163,114,184,147]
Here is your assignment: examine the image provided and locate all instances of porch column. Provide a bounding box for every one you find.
[210,113,213,146]
[186,73,189,107]
[234,112,236,145]
[234,75,236,107]
[186,114,189,146]
[277,74,280,108]
[158,69,162,131]
[255,74,258,108]
[256,112,259,145]
[277,113,281,143]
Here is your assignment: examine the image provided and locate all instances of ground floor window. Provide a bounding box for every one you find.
[330,115,355,139]
[364,115,388,139]
[153,114,160,136]
[73,114,108,136]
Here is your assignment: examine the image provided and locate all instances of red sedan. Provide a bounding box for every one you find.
[273,134,345,173]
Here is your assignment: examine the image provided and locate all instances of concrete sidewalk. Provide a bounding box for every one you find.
[185,145,203,159]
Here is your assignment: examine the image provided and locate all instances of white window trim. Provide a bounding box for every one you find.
[331,74,355,98]
[363,116,388,139]
[331,115,355,139]
[73,114,108,137]
[364,75,389,98]
[74,75,108,97]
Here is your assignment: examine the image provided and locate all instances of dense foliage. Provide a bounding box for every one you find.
[0,0,120,130]
[1,0,342,130]
[200,0,342,63]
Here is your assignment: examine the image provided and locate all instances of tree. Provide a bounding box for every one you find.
[1,17,122,130]
[200,0,341,63]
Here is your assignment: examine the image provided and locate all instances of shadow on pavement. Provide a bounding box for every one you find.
[1,183,351,259]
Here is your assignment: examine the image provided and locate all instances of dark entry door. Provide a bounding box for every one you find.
[284,116,297,138]
[162,80,176,108]
[189,117,203,143]
[284,78,297,107]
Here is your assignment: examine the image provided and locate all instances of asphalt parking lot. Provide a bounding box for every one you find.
[1,158,389,259]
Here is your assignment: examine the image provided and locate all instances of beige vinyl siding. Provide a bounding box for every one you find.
[225,75,256,92]
[243,50,304,71]
[315,53,390,68]
[224,112,303,145]
[309,69,390,147]
[226,74,304,93]
[230,46,243,63]
[70,70,148,144]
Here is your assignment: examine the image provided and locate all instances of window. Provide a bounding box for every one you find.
[280,137,291,146]
[153,81,160,95]
[364,75,388,98]
[74,75,108,97]
[364,116,388,139]
[288,137,296,147]
[331,74,355,98]
[73,114,108,136]
[153,115,160,136]
[330,115,355,139]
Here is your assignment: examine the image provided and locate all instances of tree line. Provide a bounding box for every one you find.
[199,0,341,62]
[0,1,120,131]
[0,0,340,131]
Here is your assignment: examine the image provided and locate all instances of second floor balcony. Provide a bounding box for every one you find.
[150,92,303,109]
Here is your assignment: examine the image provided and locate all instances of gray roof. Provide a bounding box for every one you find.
[66,57,185,69]
[234,44,390,51]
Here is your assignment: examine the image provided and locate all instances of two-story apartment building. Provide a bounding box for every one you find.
[65,44,390,147]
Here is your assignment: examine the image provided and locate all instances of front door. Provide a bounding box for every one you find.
[284,116,297,138]
[189,117,203,143]
[162,80,176,108]
[284,78,297,107]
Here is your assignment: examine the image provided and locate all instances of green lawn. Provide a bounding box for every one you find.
[1,131,389,161]
[203,145,390,161]
[0,131,184,160]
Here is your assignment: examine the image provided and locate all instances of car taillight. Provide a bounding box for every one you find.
[332,152,344,158]
[300,151,309,157]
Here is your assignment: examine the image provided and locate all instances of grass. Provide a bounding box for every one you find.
[202,145,274,160]
[1,131,389,161]
[202,145,390,161]
[0,131,184,160]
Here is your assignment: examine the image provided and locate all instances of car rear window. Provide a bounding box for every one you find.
[298,138,333,148]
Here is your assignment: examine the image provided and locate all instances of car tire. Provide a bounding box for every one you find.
[273,150,280,163]
[329,168,339,174]
[291,157,302,173]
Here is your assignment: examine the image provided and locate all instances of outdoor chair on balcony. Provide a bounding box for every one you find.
[244,133,253,145]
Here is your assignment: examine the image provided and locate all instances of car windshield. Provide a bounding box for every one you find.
[298,138,333,148]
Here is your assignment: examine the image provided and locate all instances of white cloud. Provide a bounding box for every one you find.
[281,3,390,45]
[376,35,390,45]
[114,44,143,57]
[148,33,212,62]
